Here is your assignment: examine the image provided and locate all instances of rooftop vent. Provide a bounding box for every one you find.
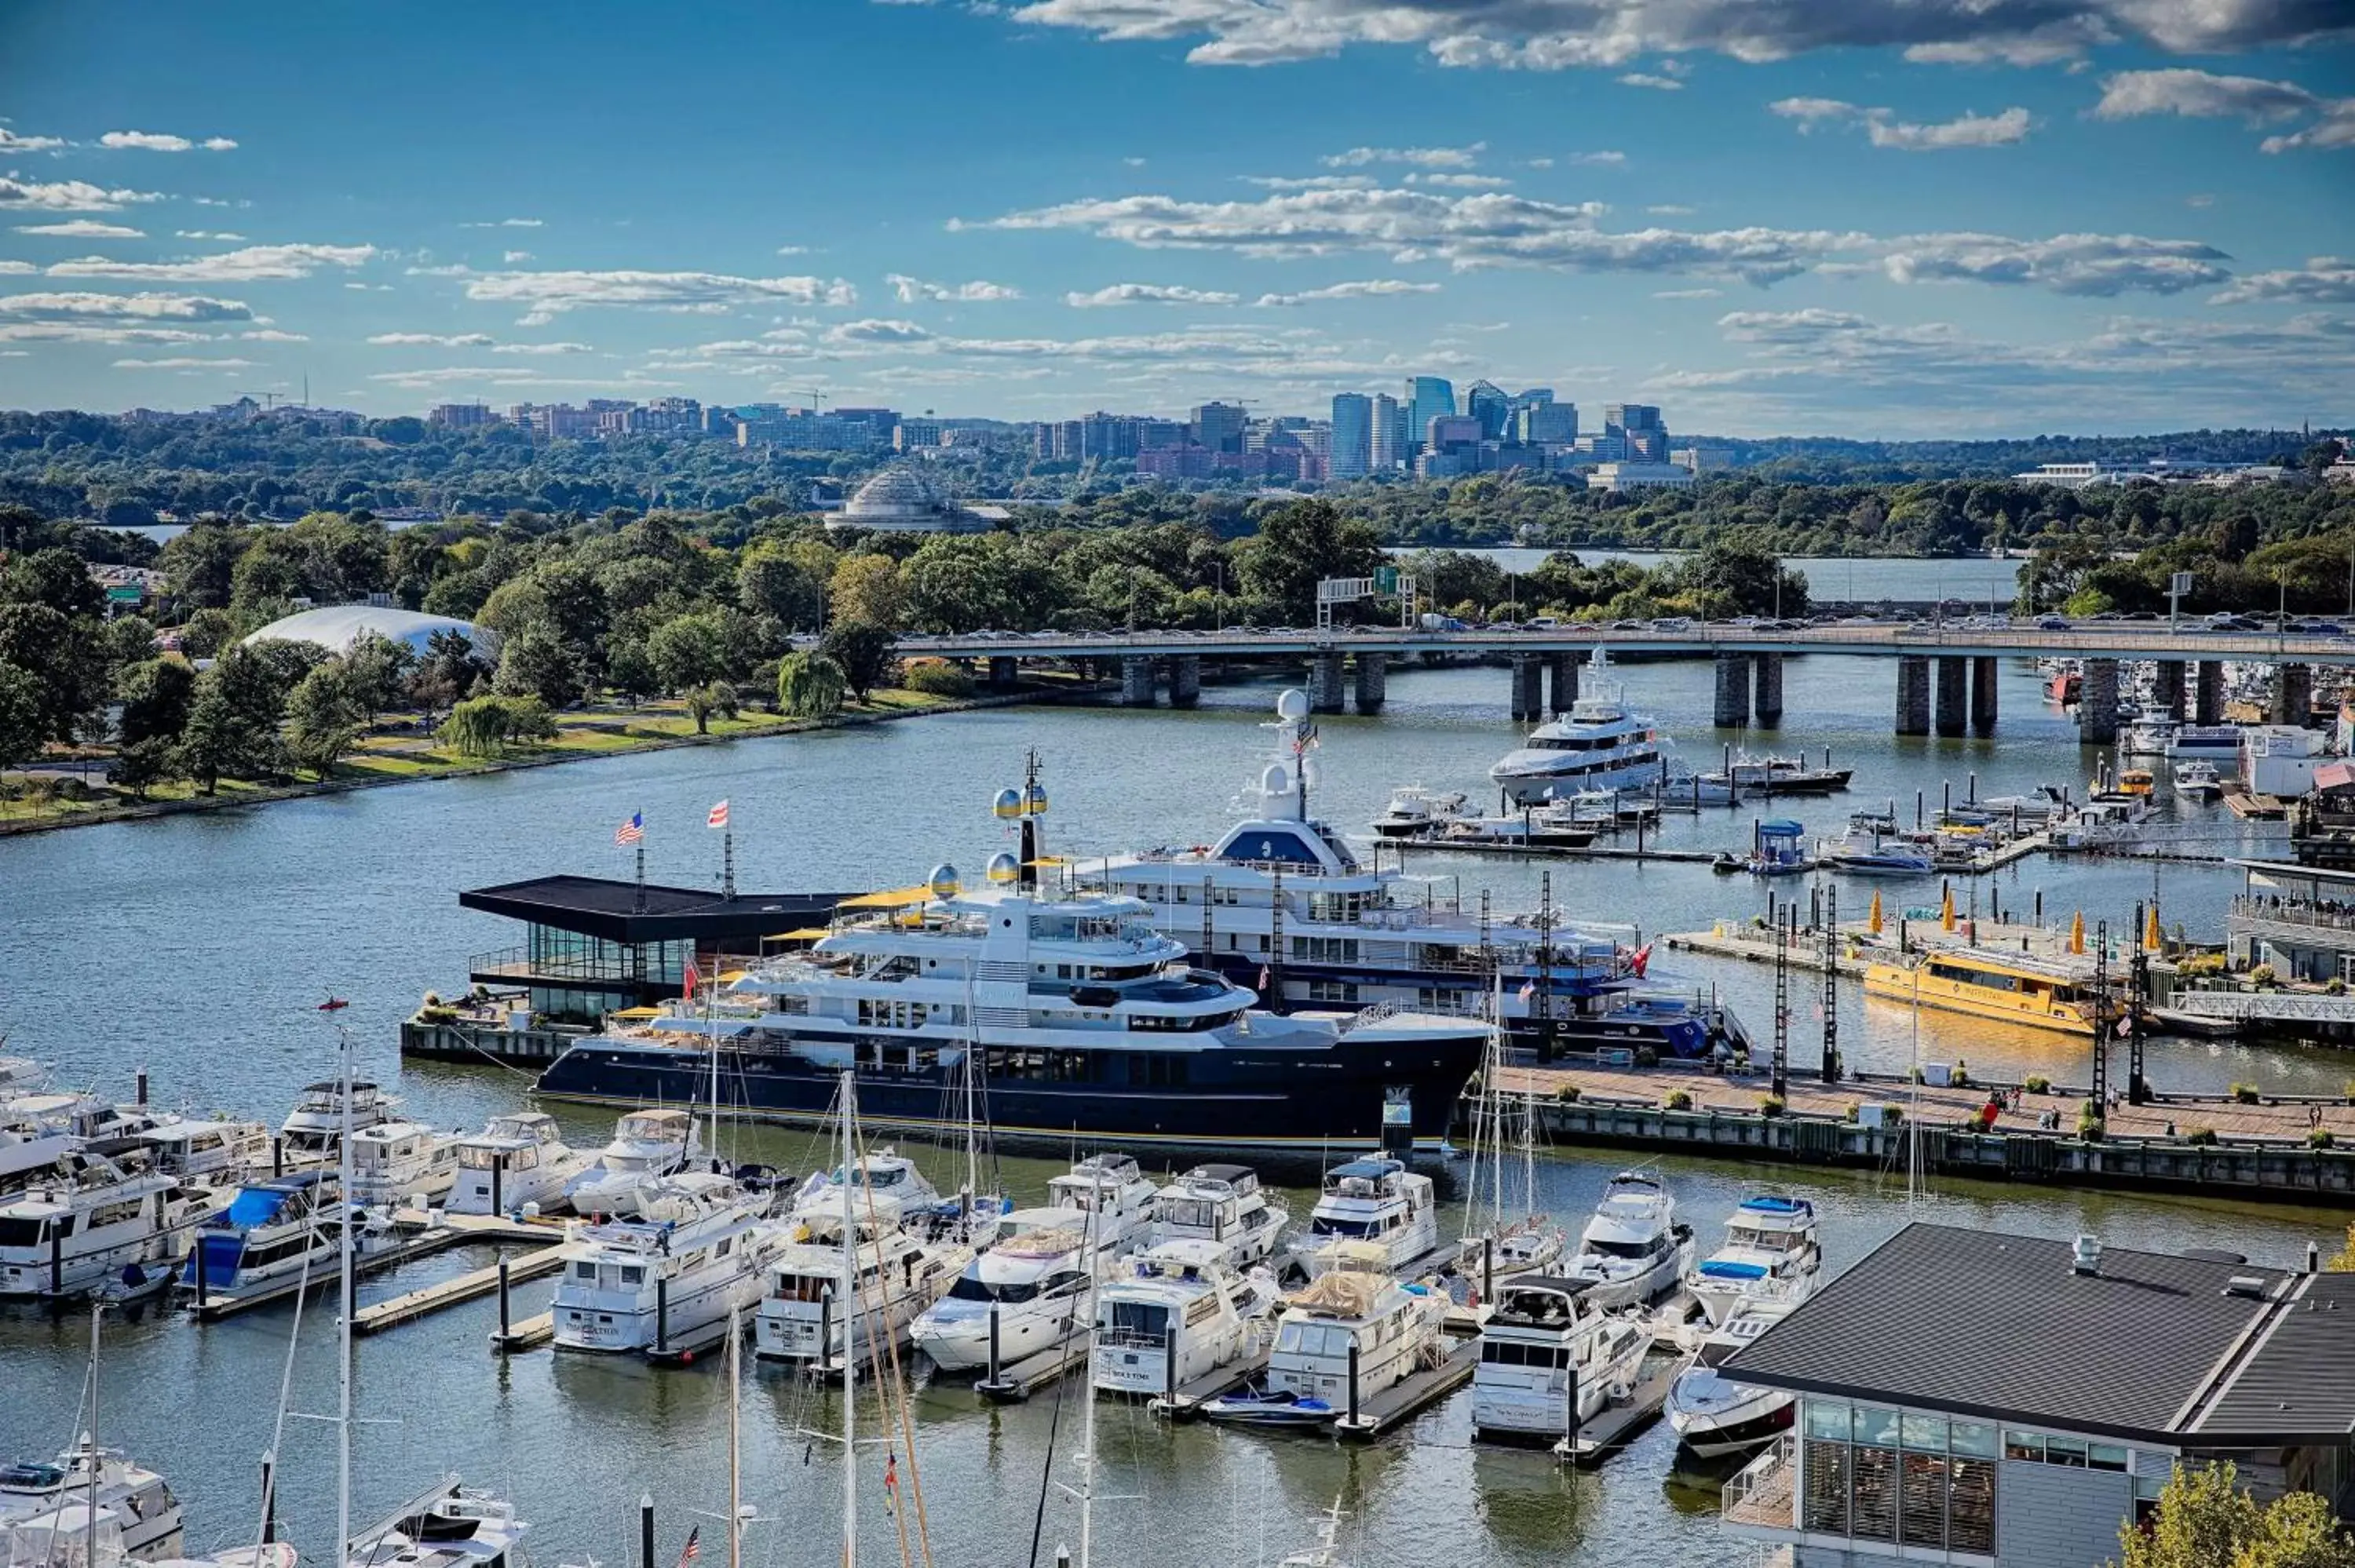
[2224,1275,2269,1300]
[2071,1234,2101,1275]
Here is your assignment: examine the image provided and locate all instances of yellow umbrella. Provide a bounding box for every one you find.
[2145,904,2163,952]
[2069,910,2086,954]
[1867,889,1884,936]
[1941,883,1955,932]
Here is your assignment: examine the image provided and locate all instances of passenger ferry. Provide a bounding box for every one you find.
[534,857,1492,1157]
[1684,1194,1821,1326]
[1468,1275,1649,1444]
[550,1171,785,1358]
[1490,651,1674,804]
[1863,948,2116,1037]
[1289,1157,1440,1282]
[0,1144,214,1300]
[1090,1238,1277,1397]
[448,1113,583,1215]
[752,1209,969,1367]
[2167,724,2244,764]
[1146,1163,1290,1269]
[0,1442,184,1560]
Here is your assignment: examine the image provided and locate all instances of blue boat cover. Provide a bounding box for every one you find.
[1740,1195,1810,1216]
[1331,1158,1401,1179]
[1699,1260,1769,1279]
[221,1187,294,1229]
[1759,819,1805,836]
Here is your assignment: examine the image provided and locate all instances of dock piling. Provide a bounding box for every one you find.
[820,1288,833,1378]
[271,1136,283,1179]
[1483,1236,1494,1304]
[655,1278,668,1359]
[135,1068,148,1107]
[496,1256,511,1343]
[988,1304,1002,1387]
[490,1152,505,1219]
[259,1456,276,1544]
[639,1496,653,1568]
[1163,1329,1177,1399]
[1347,1341,1362,1429]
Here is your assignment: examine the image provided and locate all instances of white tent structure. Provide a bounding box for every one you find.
[242,606,497,658]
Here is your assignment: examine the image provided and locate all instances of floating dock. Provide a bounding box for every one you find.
[491,1311,555,1352]
[351,1229,568,1336]
[1555,1355,1685,1468]
[973,1333,1094,1403]
[1333,1334,1481,1443]
[1664,913,2072,977]
[1396,839,1719,865]
[186,1212,564,1325]
[1152,1340,1273,1421]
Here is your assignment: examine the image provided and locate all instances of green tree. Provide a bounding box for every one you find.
[407,629,489,718]
[776,651,845,718]
[494,624,589,709]
[340,632,417,723]
[0,545,105,620]
[114,658,196,797]
[681,680,739,735]
[2115,1461,2355,1568]
[1654,535,1810,617]
[1234,498,1385,622]
[818,622,894,701]
[829,554,905,629]
[176,607,242,658]
[101,614,159,673]
[439,694,557,757]
[606,640,659,709]
[177,646,289,793]
[738,547,821,629]
[156,522,249,611]
[0,661,42,774]
[284,662,368,778]
[0,602,105,744]
[646,613,725,693]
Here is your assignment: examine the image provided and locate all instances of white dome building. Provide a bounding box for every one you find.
[829,467,991,534]
[243,605,498,658]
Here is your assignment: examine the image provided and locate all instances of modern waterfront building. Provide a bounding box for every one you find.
[1329,393,1372,478]
[2224,855,2355,983]
[1717,1223,2355,1566]
[1405,377,1455,454]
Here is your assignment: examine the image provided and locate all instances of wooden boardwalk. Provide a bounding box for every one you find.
[351,1240,567,1336]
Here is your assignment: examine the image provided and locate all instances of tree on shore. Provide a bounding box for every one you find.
[177,646,289,793]
[776,651,845,718]
[818,623,893,701]
[113,658,195,797]
[681,680,738,735]
[439,694,557,757]
[285,662,369,779]
[0,662,42,775]
[2113,1461,2355,1567]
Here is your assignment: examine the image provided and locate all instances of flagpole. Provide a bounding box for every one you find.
[634,837,646,914]
[723,827,736,902]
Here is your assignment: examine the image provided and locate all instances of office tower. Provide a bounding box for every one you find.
[1465,380,1510,441]
[1371,393,1402,472]
[1405,377,1455,454]
[1521,402,1578,444]
[1329,393,1372,479]
[1192,401,1248,454]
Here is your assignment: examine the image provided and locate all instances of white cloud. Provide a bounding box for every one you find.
[1567,150,1628,165]
[46,242,377,282]
[1407,172,1514,188]
[460,217,544,228]
[112,355,253,368]
[1252,279,1442,305]
[885,272,1024,302]
[2093,69,2355,154]
[0,290,253,323]
[239,329,309,342]
[175,229,246,241]
[824,319,937,345]
[1526,157,1556,169]
[491,340,595,355]
[0,129,67,152]
[1064,283,1243,307]
[0,176,162,212]
[1648,204,1697,215]
[1618,72,1683,89]
[1653,286,1723,297]
[1323,142,1484,168]
[776,244,810,256]
[1771,97,2032,149]
[15,219,145,238]
[1240,174,1378,191]
[99,130,236,152]
[502,250,533,263]
[368,331,497,347]
[1123,155,1148,166]
[2210,257,2355,304]
[1872,231,2229,294]
[0,261,30,275]
[436,267,859,324]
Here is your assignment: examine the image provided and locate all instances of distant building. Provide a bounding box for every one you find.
[827,467,991,534]
[1371,393,1403,472]
[1192,401,1248,455]
[1673,446,1734,474]
[428,403,493,431]
[1135,446,1216,481]
[246,605,496,658]
[1329,393,1372,479]
[1405,377,1455,454]
[895,418,944,451]
[1465,380,1510,441]
[1604,403,1670,461]
[1586,461,1696,492]
[1521,402,1578,445]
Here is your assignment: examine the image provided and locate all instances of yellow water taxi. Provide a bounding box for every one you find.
[2113,768,2155,797]
[1862,946,2120,1037]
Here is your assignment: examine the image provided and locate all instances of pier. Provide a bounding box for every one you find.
[1557,1355,1683,1468]
[350,1220,569,1336]
[1333,1333,1481,1442]
[1151,1339,1275,1421]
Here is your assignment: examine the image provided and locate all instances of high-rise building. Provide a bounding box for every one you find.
[1465,380,1510,441]
[1405,377,1455,454]
[1521,402,1578,444]
[1192,401,1248,454]
[1371,394,1404,472]
[1604,403,1670,461]
[427,403,491,430]
[1329,393,1372,479]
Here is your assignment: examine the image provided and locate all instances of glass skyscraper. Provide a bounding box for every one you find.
[1328,392,1372,478]
[1405,376,1455,454]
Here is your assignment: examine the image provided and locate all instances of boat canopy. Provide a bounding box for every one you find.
[1699,1260,1769,1280]
[221,1187,298,1229]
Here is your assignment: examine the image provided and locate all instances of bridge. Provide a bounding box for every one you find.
[894,622,2353,742]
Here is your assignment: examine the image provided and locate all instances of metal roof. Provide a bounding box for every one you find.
[460,876,852,946]
[1721,1223,2355,1446]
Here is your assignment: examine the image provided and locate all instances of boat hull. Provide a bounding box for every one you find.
[1862,965,2100,1036]
[1666,1370,1795,1458]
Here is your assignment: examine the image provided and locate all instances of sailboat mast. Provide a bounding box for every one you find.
[337,1023,355,1568]
[841,1071,857,1568]
[86,1304,100,1563]
[726,1309,741,1568]
[1078,1202,1098,1568]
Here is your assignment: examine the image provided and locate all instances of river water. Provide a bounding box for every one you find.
[1,648,2342,1568]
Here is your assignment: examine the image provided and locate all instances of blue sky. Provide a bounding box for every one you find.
[1,0,2350,436]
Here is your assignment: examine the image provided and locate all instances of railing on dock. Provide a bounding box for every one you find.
[1722,1437,1796,1531]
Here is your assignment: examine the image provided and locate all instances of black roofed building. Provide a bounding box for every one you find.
[1716,1221,2355,1567]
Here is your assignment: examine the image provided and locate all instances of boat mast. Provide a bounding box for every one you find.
[840,1070,857,1568]
[336,1022,354,1568]
[726,1301,741,1568]
[85,1303,100,1566]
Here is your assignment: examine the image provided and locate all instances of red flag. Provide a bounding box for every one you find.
[1257,965,1271,994]
[675,1525,700,1567]
[706,800,730,830]
[682,958,701,1003]
[1631,943,1652,979]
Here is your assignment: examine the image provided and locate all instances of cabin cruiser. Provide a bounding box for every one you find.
[0,1059,44,1098]
[0,1145,213,1300]
[752,1209,969,1366]
[1289,1157,1441,1282]
[2167,724,2244,764]
[789,1147,942,1226]
[2174,760,2223,802]
[1701,752,1852,797]
[537,843,1492,1155]
[181,1172,356,1295]
[550,1170,785,1358]
[1371,786,1467,839]
[1816,830,1934,877]
[1046,1154,1159,1256]
[1146,1163,1289,1269]
[448,1113,582,1216]
[1977,784,2072,820]
[2122,717,2178,757]
[1685,1194,1821,1326]
[0,1442,184,1560]
[1090,1238,1278,1397]
[344,1480,528,1568]
[1468,1275,1650,1443]
[565,1108,702,1214]
[1564,1172,1691,1310]
[128,1118,269,1185]
[277,1080,396,1163]
[348,1118,458,1212]
[0,1096,166,1186]
[1209,1242,1445,1425]
[1664,1301,1798,1457]
[1491,651,1675,804]
[910,1209,1105,1372]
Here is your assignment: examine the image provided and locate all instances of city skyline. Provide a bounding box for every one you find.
[0,2,2350,436]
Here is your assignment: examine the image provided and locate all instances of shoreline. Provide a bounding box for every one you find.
[0,684,1089,841]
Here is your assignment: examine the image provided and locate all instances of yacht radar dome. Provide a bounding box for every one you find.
[986,851,1020,885]
[1261,764,1291,798]
[929,863,962,900]
[992,786,1024,821]
[1024,780,1048,815]
[1276,689,1309,721]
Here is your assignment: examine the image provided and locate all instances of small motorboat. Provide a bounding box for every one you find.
[1371,786,1468,840]
[1199,1387,1338,1428]
[2174,760,2222,802]
[1817,830,1934,877]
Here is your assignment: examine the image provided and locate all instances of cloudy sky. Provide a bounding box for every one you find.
[1,0,2350,436]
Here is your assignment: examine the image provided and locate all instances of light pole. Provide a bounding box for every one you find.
[1214,561,1225,632]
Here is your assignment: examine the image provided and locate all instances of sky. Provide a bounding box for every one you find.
[0,1,2350,437]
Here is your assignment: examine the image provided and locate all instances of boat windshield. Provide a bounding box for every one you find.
[0,1216,47,1248]
[1275,1321,1356,1358]
[1159,1198,1221,1230]
[1581,1238,1653,1260]
[947,1274,1039,1305]
[1309,1216,1381,1238]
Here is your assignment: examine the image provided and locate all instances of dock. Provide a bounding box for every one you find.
[1333,1334,1481,1443]
[1664,913,2075,977]
[1152,1340,1273,1421]
[1555,1355,1685,1468]
[492,1311,555,1351]
[351,1229,568,1336]
[1397,840,1720,865]
[186,1212,565,1326]
[973,1333,1094,1403]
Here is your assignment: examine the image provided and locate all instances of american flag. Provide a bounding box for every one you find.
[706,800,729,830]
[674,1526,699,1568]
[615,811,644,846]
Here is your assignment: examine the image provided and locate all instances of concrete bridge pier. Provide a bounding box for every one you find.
[1120,655,1158,707]
[1752,653,1784,728]
[1713,653,1752,728]
[1896,656,1930,737]
[1510,655,1543,721]
[1547,653,1578,717]
[2079,658,2120,745]
[2273,663,2313,726]
[1970,656,1999,734]
[1934,656,1970,737]
[1168,655,1201,709]
[988,655,1019,691]
[1353,652,1387,714]
[2152,660,2186,721]
[2195,661,2225,725]
[1310,651,1347,714]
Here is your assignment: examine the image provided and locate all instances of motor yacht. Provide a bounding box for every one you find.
[549,1170,784,1358]
[127,1118,270,1186]
[447,1112,582,1216]
[1703,752,1853,797]
[1816,830,1934,877]
[1288,1157,1441,1281]
[752,1209,969,1367]
[0,1145,213,1300]
[1371,786,1467,839]
[909,1209,1104,1372]
[347,1118,458,1212]
[1563,1172,1691,1310]
[2174,760,2223,802]
[181,1172,352,1296]
[789,1147,943,1226]
[2121,718,2178,757]
[0,1096,165,1187]
[344,1481,529,1568]
[564,1107,702,1214]
[2167,724,2244,764]
[1467,1275,1650,1444]
[1090,1238,1278,1398]
[1664,1301,1798,1457]
[1490,651,1676,804]
[1684,1194,1821,1326]
[1210,1242,1445,1425]
[1145,1162,1289,1269]
[0,1443,184,1560]
[276,1080,396,1164]
[1046,1153,1159,1256]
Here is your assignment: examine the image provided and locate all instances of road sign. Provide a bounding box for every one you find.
[1374,565,1399,594]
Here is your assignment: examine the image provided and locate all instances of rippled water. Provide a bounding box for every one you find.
[1,651,2340,1568]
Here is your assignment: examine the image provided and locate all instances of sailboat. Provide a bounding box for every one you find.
[1456,982,1567,1294]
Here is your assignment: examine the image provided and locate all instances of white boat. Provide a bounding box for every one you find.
[0,1096,164,1187]
[549,1170,784,1358]
[447,1112,582,1216]
[127,1118,271,1185]
[1976,785,2072,820]
[181,1172,349,1294]
[1090,1238,1278,1397]
[0,1444,184,1561]
[1145,1162,1289,1269]
[1685,1194,1821,1326]
[1258,1242,1446,1417]
[0,1059,46,1097]
[1289,1156,1442,1281]
[348,1119,458,1211]
[1664,1301,1798,1457]
[752,1209,969,1367]
[2166,724,2244,764]
[1468,1275,1649,1443]
[345,1481,530,1568]
[910,1209,1104,1372]
[2174,760,2223,801]
[1371,786,1466,839]
[2121,718,2178,757]
[0,1147,212,1300]
[1046,1153,1159,1256]
[276,1080,396,1163]
[790,1147,943,1226]
[1563,1172,1692,1310]
[1490,651,1676,805]
[564,1107,702,1214]
[1816,830,1934,876]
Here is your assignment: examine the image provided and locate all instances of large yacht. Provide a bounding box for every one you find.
[535,858,1492,1156]
[448,1113,582,1216]
[1289,1157,1441,1281]
[909,1208,1108,1372]
[1563,1172,1691,1310]
[0,1143,214,1300]
[752,1209,969,1367]
[1090,1238,1277,1398]
[348,1118,458,1211]
[1249,1242,1446,1420]
[1684,1193,1821,1326]
[1468,1275,1649,1444]
[1046,1154,1159,1256]
[549,1171,785,1358]
[1145,1163,1289,1269]
[1489,651,1674,804]
[181,1172,349,1296]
